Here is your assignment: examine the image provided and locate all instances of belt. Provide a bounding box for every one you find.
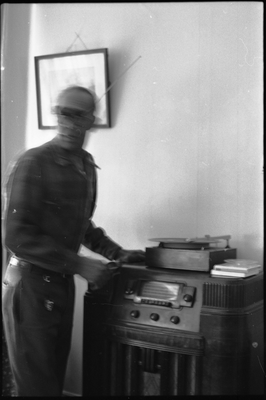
[9,256,72,279]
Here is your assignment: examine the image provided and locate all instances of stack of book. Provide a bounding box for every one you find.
[210,259,262,278]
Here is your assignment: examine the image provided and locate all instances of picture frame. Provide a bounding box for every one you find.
[35,48,111,129]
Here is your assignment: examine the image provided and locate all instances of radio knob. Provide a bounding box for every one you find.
[150,313,159,321]
[170,316,180,324]
[183,294,193,302]
[130,310,140,318]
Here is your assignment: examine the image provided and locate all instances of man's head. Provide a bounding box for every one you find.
[54,86,96,151]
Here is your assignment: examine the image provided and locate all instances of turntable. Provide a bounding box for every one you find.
[146,234,237,271]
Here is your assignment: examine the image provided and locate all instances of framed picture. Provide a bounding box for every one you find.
[35,48,110,129]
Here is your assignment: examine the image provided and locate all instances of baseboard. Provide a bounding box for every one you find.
[63,389,81,397]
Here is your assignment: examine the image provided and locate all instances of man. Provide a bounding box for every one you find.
[2,85,145,396]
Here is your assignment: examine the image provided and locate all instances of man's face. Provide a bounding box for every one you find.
[57,90,95,151]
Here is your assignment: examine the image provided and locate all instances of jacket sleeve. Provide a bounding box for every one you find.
[4,155,92,275]
[82,220,122,261]
[81,153,122,260]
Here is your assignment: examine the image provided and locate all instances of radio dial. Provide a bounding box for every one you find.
[150,313,159,321]
[130,310,140,318]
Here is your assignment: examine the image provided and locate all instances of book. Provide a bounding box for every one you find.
[213,264,261,272]
[210,268,261,278]
[224,259,258,266]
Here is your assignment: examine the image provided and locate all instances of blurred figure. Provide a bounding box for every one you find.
[2,85,145,396]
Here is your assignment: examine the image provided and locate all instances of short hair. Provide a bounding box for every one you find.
[52,85,96,115]
[58,85,94,99]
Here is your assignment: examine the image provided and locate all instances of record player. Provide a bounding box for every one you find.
[146,234,237,271]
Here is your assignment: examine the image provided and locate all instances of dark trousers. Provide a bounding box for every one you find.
[2,260,75,396]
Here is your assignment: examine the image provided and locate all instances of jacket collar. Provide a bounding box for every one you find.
[49,137,100,169]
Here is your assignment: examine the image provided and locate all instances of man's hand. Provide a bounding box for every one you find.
[78,257,116,290]
[116,249,146,264]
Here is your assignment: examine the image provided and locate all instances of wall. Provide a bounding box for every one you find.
[2,3,263,396]
[1,4,31,170]
[1,3,32,277]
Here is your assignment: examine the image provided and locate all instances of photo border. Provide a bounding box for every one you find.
[35,48,110,129]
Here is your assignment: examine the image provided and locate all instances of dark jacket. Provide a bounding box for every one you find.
[4,138,121,274]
